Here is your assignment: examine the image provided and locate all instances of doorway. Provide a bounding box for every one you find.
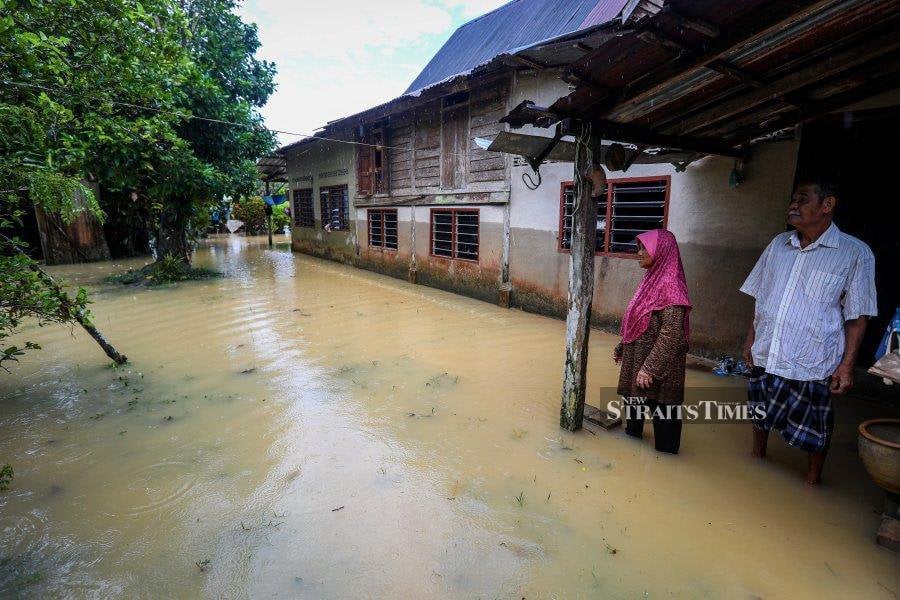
[795,107,900,362]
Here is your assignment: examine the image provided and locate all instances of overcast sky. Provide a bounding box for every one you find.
[238,0,509,146]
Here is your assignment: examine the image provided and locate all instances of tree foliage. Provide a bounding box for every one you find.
[0,0,276,366]
[154,0,276,263]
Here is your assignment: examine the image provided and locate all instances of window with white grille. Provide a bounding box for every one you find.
[293,188,314,227]
[560,178,668,254]
[320,185,349,231]
[431,208,478,261]
[368,209,398,250]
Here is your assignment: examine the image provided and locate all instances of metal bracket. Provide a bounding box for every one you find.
[526,123,564,172]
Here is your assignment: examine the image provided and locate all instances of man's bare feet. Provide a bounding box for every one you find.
[805,451,826,485]
[751,427,769,459]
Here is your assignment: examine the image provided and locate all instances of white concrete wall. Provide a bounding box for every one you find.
[284,139,358,260]
[506,137,801,354]
[281,67,803,354]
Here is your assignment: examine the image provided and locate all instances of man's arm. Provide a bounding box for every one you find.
[742,310,756,368]
[830,316,868,394]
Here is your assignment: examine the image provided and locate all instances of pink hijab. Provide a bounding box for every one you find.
[620,229,692,344]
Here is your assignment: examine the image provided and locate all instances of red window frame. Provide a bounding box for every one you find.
[429,207,479,262]
[557,175,670,258]
[367,208,398,250]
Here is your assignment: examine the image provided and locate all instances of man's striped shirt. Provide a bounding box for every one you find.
[740,223,877,382]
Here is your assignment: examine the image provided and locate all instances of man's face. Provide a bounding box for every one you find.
[788,183,833,228]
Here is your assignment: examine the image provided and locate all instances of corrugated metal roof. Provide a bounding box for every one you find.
[579,0,629,28]
[503,0,900,156]
[404,0,609,94]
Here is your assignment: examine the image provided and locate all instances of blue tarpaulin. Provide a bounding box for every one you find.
[263,194,287,206]
[875,307,900,360]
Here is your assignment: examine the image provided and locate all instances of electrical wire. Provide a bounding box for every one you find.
[522,169,541,190]
[1,79,475,159]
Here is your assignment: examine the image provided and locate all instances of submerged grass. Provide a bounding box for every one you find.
[104,255,220,286]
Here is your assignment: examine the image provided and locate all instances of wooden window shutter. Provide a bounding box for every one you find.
[356,133,375,197]
[440,103,469,190]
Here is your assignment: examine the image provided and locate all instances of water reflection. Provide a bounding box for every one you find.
[0,235,896,598]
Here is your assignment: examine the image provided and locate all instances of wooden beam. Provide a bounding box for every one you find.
[563,69,613,96]
[662,6,720,38]
[587,0,837,118]
[509,54,547,70]
[560,132,601,431]
[699,56,900,139]
[635,27,809,115]
[667,31,900,135]
[637,29,687,54]
[586,118,746,158]
[707,60,764,89]
[730,68,900,145]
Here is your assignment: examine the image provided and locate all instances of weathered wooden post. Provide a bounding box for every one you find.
[264,179,273,248]
[560,126,601,431]
[498,202,512,308]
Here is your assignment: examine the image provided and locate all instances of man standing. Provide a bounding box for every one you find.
[740,178,877,484]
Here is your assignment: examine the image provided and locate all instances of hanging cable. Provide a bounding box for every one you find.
[1,79,475,159]
[522,168,541,190]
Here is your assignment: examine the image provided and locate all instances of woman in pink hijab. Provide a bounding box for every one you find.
[613,229,692,454]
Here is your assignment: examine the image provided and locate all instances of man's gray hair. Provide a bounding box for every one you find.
[797,177,840,202]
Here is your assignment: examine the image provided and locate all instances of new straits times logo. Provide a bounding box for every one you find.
[607,397,767,423]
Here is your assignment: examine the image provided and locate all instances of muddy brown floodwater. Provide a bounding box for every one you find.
[1,235,897,598]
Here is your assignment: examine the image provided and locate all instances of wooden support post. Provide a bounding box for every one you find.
[560,129,601,431]
[265,180,273,248]
[498,201,511,308]
[408,209,418,284]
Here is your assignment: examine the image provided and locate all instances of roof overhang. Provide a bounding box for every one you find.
[257,153,287,182]
[499,0,900,161]
[311,18,631,140]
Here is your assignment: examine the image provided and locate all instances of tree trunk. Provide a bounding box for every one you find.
[156,203,192,266]
[0,233,127,364]
[560,132,601,431]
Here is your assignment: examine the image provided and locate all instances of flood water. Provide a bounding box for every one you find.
[1,235,897,598]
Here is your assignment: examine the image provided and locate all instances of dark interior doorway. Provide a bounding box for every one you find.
[795,107,900,363]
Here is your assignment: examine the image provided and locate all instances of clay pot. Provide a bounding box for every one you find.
[858,418,900,494]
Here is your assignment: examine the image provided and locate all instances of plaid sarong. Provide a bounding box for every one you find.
[747,372,834,453]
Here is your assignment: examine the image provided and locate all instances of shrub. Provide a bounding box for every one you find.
[231,196,267,234]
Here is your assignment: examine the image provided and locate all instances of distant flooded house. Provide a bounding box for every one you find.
[277,0,898,359]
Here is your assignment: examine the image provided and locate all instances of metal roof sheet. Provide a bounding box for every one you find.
[504,0,900,155]
[404,0,610,94]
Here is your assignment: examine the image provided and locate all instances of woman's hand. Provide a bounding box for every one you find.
[636,369,653,389]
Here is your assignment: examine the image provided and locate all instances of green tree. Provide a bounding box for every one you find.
[154,0,276,265]
[0,0,190,363]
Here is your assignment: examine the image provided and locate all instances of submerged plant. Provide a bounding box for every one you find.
[0,463,13,491]
[104,254,220,286]
[12,571,43,590]
[515,491,525,507]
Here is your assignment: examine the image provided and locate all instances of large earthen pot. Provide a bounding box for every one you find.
[859,418,900,494]
[858,418,900,551]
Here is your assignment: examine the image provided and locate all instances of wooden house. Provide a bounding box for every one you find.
[277,0,899,364]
